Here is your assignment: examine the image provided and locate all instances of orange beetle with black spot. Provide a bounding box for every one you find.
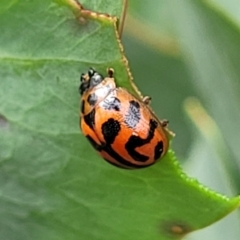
[79,68,169,169]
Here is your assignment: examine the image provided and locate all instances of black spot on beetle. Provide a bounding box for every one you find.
[87,93,98,106]
[125,139,149,162]
[125,119,158,162]
[101,118,121,144]
[81,100,85,114]
[86,135,150,169]
[124,100,141,128]
[102,144,151,169]
[154,141,163,160]
[83,109,96,130]
[102,97,121,111]
[85,119,150,169]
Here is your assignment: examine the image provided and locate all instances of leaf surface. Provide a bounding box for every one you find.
[0,1,239,240]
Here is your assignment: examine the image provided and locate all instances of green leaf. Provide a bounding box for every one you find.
[0,1,239,240]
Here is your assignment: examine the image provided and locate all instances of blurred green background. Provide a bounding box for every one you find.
[123,0,240,239]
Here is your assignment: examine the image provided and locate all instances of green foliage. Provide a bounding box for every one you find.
[0,1,239,240]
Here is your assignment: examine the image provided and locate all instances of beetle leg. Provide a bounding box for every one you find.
[142,96,151,105]
[107,68,114,78]
[160,119,169,127]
